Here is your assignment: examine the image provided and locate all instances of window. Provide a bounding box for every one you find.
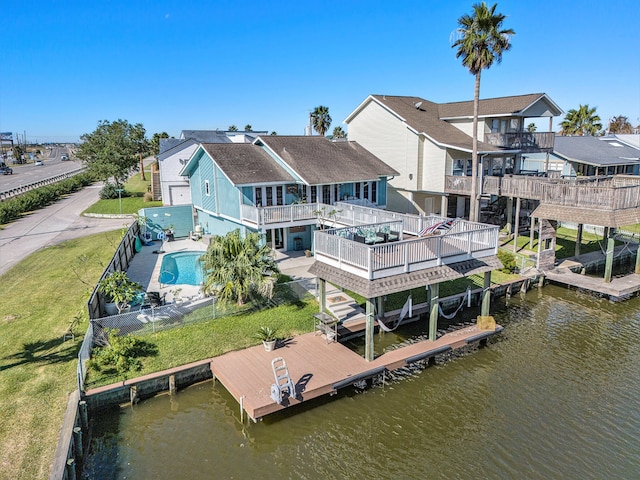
[255,187,262,206]
[363,182,369,200]
[322,185,331,204]
[276,186,283,205]
[310,185,318,203]
[266,187,273,206]
[371,182,377,203]
[204,180,210,196]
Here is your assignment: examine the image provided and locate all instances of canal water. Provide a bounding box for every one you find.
[83,285,640,479]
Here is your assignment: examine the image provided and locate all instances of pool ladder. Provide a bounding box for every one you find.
[270,357,297,405]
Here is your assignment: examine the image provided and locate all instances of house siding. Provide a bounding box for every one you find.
[348,100,419,192]
[214,163,241,219]
[159,143,198,205]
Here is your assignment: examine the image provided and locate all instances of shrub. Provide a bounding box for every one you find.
[99,182,120,200]
[497,249,517,273]
[89,328,157,378]
[143,191,153,202]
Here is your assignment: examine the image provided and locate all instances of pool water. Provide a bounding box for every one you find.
[158,251,204,286]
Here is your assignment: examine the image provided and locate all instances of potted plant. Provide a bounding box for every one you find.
[304,249,313,257]
[254,326,278,352]
[98,270,143,315]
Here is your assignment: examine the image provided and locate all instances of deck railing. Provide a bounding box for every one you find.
[445,174,640,210]
[314,220,499,280]
[484,131,555,152]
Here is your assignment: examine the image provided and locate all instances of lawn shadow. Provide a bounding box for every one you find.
[1,336,80,372]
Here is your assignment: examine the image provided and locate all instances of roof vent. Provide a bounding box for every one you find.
[414,101,423,109]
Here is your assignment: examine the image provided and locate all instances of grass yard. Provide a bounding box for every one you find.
[83,167,162,215]
[0,232,117,480]
[501,226,615,259]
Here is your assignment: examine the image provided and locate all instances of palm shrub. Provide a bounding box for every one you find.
[201,229,280,305]
[497,249,517,273]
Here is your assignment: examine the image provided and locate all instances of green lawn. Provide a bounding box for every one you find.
[501,226,614,259]
[0,232,116,480]
[83,168,162,215]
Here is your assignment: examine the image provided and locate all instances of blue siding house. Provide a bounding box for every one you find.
[180,136,399,252]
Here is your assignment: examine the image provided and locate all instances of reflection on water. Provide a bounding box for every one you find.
[84,286,640,479]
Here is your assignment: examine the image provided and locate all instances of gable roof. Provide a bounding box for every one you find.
[361,95,505,154]
[438,93,562,119]
[199,143,294,185]
[256,136,399,184]
[553,136,640,166]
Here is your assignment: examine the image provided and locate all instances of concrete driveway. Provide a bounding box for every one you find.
[0,184,129,276]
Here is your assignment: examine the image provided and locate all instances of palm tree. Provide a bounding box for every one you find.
[608,115,633,134]
[311,106,332,136]
[228,125,238,132]
[559,105,602,136]
[201,229,279,305]
[332,126,347,139]
[244,124,252,132]
[453,2,515,222]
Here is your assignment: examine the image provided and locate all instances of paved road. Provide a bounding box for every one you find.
[0,184,129,276]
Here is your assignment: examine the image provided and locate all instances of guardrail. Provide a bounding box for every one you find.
[0,167,85,201]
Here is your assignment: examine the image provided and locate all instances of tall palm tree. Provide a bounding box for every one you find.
[608,115,633,134]
[453,2,514,222]
[311,106,332,136]
[201,229,279,305]
[559,105,602,136]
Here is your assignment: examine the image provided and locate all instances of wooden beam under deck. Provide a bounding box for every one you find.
[209,324,502,421]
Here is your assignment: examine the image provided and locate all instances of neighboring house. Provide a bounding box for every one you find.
[345,93,563,217]
[158,130,266,205]
[521,135,640,177]
[180,135,398,251]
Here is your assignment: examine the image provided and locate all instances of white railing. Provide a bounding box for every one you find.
[314,221,499,280]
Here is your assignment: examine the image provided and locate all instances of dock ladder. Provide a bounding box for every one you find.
[270,357,297,405]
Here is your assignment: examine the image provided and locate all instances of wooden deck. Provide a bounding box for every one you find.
[209,324,502,421]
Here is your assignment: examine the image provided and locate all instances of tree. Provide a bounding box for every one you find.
[244,124,252,132]
[228,125,238,131]
[526,123,537,132]
[332,126,347,139]
[453,2,514,222]
[559,105,602,136]
[201,229,280,305]
[311,106,332,136]
[608,115,633,134]
[150,132,169,156]
[270,131,278,135]
[76,120,148,187]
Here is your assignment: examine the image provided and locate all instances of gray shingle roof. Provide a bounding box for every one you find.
[181,130,233,143]
[309,256,503,298]
[200,143,294,185]
[438,93,554,118]
[256,136,399,184]
[554,136,640,166]
[368,95,505,154]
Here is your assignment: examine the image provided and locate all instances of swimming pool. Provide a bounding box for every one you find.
[159,251,204,286]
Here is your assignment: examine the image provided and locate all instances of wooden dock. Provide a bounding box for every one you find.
[545,267,640,299]
[209,324,502,421]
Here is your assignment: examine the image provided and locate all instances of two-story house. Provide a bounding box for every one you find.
[345,93,563,218]
[179,135,399,252]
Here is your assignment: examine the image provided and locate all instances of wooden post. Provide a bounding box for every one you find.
[481,271,491,316]
[604,228,615,283]
[169,374,176,395]
[529,216,535,249]
[79,400,88,431]
[73,427,83,461]
[513,197,521,253]
[575,224,583,257]
[66,458,77,480]
[365,298,375,362]
[130,386,138,405]
[440,195,448,217]
[428,283,439,341]
[506,197,513,234]
[377,296,385,319]
[635,242,640,274]
[318,278,326,313]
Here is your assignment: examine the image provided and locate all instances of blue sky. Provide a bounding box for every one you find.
[2,0,639,143]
